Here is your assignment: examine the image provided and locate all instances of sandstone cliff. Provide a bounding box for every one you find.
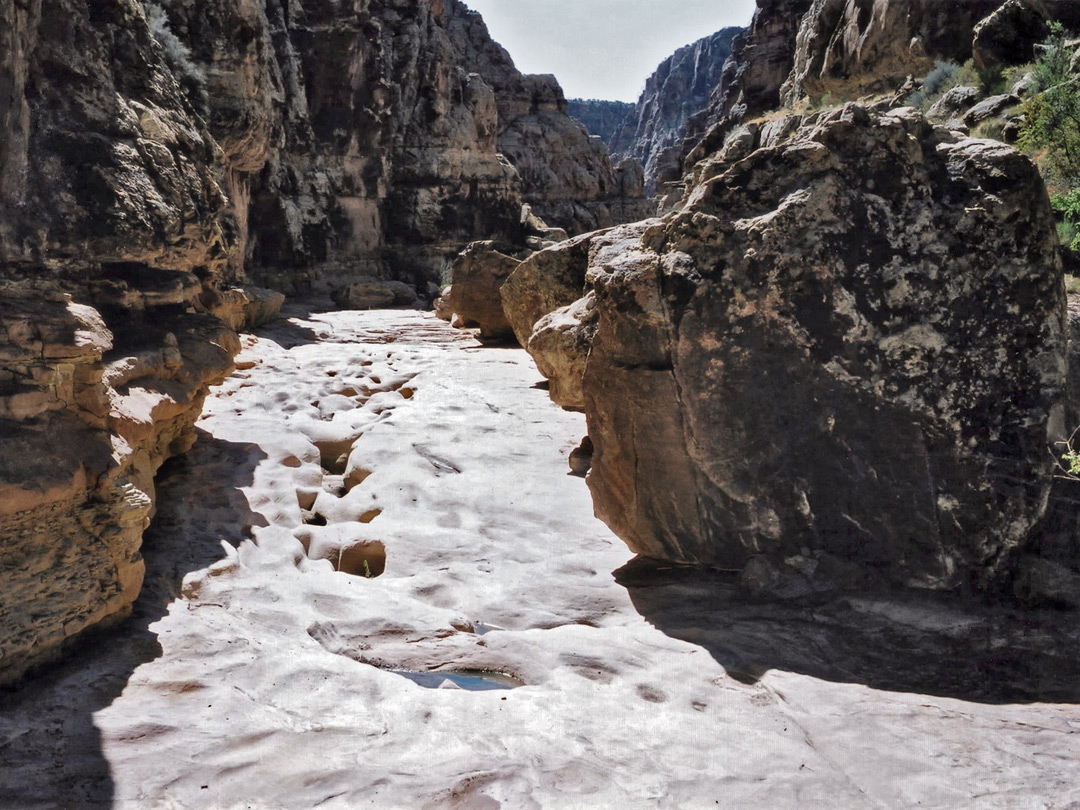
[608,27,742,194]
[155,0,648,296]
[446,6,653,235]
[0,0,248,684]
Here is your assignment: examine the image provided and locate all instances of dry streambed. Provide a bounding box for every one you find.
[2,306,1079,809]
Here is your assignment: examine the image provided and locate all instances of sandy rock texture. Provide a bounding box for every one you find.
[522,104,1067,592]
[0,0,255,684]
[608,27,743,194]
[2,307,1079,809]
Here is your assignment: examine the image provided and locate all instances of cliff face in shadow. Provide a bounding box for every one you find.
[567,99,635,145]
[155,0,648,296]
[608,27,742,194]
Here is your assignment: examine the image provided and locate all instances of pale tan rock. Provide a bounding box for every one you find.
[527,295,597,411]
[501,232,596,347]
[207,286,286,331]
[446,241,522,342]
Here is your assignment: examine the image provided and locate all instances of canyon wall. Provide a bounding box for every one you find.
[0,0,246,684]
[608,27,742,194]
[157,0,648,296]
[0,0,642,685]
[566,99,635,145]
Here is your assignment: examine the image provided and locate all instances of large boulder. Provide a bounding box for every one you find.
[563,105,1066,592]
[527,295,598,411]
[972,0,1050,69]
[500,232,595,347]
[445,241,523,341]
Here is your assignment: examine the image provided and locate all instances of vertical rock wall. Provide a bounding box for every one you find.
[608,27,743,194]
[0,0,242,684]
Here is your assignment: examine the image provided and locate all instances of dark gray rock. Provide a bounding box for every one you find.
[540,105,1066,592]
[567,99,635,145]
[964,93,1020,126]
[927,86,981,121]
[608,27,743,194]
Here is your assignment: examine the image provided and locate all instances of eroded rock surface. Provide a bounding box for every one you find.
[532,105,1066,592]
[4,309,1080,809]
[444,241,523,342]
[0,0,248,684]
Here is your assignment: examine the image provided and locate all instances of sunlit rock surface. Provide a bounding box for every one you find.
[525,105,1066,591]
[1,308,1079,809]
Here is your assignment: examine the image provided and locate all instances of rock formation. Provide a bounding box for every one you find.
[0,0,645,685]
[608,27,742,194]
[677,0,1080,193]
[447,6,653,235]
[146,0,648,296]
[0,0,254,684]
[521,105,1066,592]
[443,241,522,342]
[566,99,635,145]
[778,0,1004,108]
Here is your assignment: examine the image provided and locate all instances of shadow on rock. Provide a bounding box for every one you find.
[253,299,331,349]
[0,432,267,809]
[615,558,1080,705]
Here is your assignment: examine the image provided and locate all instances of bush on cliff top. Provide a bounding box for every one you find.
[1018,23,1080,251]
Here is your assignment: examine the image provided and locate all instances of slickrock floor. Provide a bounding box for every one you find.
[2,306,1080,809]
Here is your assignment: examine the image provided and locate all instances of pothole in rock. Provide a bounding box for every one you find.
[297,533,386,577]
[302,511,328,526]
[321,474,347,498]
[344,466,372,490]
[389,670,523,691]
[313,438,354,475]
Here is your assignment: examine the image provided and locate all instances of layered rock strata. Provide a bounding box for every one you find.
[447,6,654,235]
[0,0,250,684]
[153,0,648,297]
[521,105,1066,592]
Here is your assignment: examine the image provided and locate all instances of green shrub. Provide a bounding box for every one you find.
[1019,23,1080,183]
[907,61,985,111]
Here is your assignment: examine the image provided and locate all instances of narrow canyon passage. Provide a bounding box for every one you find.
[2,307,1080,809]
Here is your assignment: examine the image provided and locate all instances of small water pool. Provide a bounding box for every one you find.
[390,669,523,691]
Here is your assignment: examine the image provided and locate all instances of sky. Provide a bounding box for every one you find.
[461,0,757,102]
